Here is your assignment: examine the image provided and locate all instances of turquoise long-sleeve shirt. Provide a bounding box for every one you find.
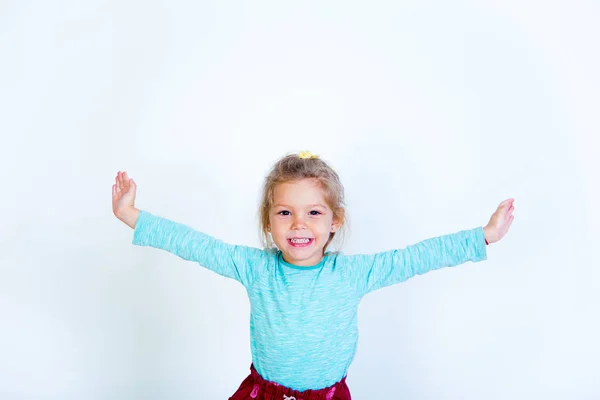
[132,210,487,391]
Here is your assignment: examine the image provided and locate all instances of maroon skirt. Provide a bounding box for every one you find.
[228,364,351,400]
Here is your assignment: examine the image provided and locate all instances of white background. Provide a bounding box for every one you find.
[1,1,598,399]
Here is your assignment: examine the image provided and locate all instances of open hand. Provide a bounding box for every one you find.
[483,198,515,244]
[112,171,137,219]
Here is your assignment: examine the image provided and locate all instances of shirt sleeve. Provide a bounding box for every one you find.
[343,227,488,297]
[132,210,266,288]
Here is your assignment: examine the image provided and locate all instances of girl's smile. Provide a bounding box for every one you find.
[288,237,315,247]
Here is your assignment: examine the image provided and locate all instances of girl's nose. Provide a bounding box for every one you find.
[291,215,307,229]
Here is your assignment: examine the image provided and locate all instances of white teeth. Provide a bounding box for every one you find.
[290,238,311,244]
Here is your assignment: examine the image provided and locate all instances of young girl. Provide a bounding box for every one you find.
[112,151,514,400]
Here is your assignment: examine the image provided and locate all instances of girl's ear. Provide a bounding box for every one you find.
[331,208,345,232]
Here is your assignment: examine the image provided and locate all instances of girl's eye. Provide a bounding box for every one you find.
[277,210,321,216]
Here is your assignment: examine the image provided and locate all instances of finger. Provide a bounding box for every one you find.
[122,173,130,191]
[497,203,509,215]
[497,199,510,212]
[501,198,514,207]
[120,172,127,190]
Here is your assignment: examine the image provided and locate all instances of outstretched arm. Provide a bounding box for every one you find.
[345,198,516,296]
[111,171,265,287]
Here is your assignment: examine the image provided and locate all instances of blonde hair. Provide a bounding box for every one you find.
[258,152,347,253]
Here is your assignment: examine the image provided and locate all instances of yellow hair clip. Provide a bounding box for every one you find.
[298,150,319,159]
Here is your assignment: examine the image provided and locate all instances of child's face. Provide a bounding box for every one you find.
[268,179,341,266]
